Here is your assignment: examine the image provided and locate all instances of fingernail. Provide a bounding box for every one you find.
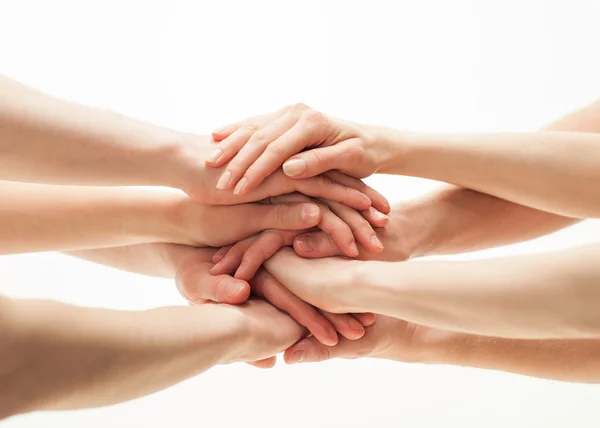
[371,207,388,221]
[213,127,226,134]
[349,318,364,332]
[349,241,359,257]
[295,235,316,253]
[283,157,307,177]
[207,148,223,163]
[288,350,305,364]
[371,235,384,250]
[326,327,338,346]
[301,204,320,225]
[225,282,243,301]
[216,171,232,190]
[233,177,247,195]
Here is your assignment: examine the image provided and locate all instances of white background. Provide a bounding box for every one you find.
[1,0,600,426]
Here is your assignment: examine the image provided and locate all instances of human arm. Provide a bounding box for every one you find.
[0,76,384,211]
[0,296,304,419]
[0,181,327,255]
[265,246,600,340]
[284,316,600,384]
[67,245,372,346]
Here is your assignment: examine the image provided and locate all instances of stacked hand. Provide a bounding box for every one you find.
[168,104,404,366]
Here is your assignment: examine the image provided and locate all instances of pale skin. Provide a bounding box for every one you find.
[211,99,600,340]
[0,75,389,213]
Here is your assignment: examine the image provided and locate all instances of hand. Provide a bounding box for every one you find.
[174,248,375,349]
[209,193,388,277]
[165,196,322,248]
[263,248,367,314]
[219,299,307,365]
[284,316,423,365]
[175,134,390,214]
[292,203,415,262]
[208,104,385,194]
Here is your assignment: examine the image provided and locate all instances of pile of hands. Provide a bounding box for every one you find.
[168,104,415,368]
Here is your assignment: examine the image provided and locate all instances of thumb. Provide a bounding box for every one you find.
[284,336,364,364]
[282,139,361,178]
[260,202,321,231]
[175,261,250,305]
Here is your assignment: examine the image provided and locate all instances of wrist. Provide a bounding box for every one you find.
[161,133,214,198]
[369,126,416,175]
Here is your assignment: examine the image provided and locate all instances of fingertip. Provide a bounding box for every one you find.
[354,313,377,327]
[301,203,322,227]
[219,277,251,304]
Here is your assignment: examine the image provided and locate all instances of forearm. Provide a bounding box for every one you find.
[0,297,242,418]
[351,244,600,339]
[418,328,600,383]
[394,186,579,258]
[0,182,187,254]
[380,129,600,218]
[0,75,194,189]
[66,243,196,278]
[382,101,600,257]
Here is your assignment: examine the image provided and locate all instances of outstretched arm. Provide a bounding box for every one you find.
[0,293,304,419]
[0,181,323,255]
[0,75,381,211]
[266,245,600,340]
[289,102,600,261]
[284,316,600,384]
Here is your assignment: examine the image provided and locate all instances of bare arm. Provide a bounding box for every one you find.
[283,316,600,384]
[292,102,600,261]
[266,245,600,340]
[0,293,305,419]
[0,181,322,255]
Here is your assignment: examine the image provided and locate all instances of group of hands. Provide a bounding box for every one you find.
[166,103,417,368]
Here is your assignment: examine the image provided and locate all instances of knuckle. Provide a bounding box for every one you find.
[317,346,331,362]
[274,204,291,224]
[347,142,366,165]
[303,109,326,125]
[289,102,310,113]
[266,142,286,157]
[249,130,269,145]
[243,123,260,133]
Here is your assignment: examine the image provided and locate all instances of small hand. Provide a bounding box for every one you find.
[207,104,383,194]
[175,248,374,349]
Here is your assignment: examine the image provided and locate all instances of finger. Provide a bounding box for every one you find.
[326,170,391,214]
[353,313,377,327]
[235,230,299,281]
[252,269,338,346]
[362,206,389,228]
[293,232,344,258]
[211,122,243,141]
[324,200,383,254]
[213,245,233,264]
[311,202,358,257]
[259,202,321,231]
[282,139,358,178]
[290,174,372,211]
[210,237,256,276]
[226,113,300,194]
[211,125,258,178]
[240,112,331,194]
[176,261,250,304]
[319,310,365,341]
[284,335,365,364]
[248,357,277,369]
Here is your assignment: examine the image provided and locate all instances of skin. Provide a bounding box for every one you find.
[0,294,305,419]
[0,75,389,213]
